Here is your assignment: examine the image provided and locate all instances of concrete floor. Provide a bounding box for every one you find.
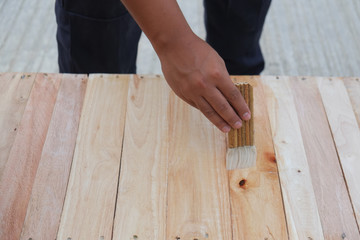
[0,0,360,77]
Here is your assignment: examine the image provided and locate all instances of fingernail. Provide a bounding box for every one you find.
[243,112,251,121]
[234,121,242,128]
[222,126,231,133]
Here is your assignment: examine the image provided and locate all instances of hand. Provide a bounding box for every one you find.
[157,34,251,133]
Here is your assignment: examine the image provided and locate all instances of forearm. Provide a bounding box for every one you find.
[121,0,194,54]
[120,0,251,133]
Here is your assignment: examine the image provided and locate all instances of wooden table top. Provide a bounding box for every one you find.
[0,73,359,240]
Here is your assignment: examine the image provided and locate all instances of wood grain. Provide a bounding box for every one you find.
[236,84,242,147]
[2,73,359,238]
[0,73,61,240]
[228,127,237,148]
[0,73,35,179]
[244,84,250,145]
[229,76,288,239]
[290,77,360,239]
[262,76,324,239]
[113,75,169,239]
[228,82,254,148]
[166,79,232,239]
[317,77,360,229]
[343,77,360,128]
[249,83,254,146]
[240,84,246,146]
[20,74,87,240]
[57,74,129,240]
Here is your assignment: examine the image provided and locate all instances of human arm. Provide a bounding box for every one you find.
[121,0,251,132]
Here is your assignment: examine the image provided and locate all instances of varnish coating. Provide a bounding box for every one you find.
[228,82,254,148]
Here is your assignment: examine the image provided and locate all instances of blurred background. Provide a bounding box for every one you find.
[0,0,359,76]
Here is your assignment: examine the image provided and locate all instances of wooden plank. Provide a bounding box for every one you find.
[57,74,129,240]
[262,76,324,239]
[165,78,232,239]
[113,75,169,239]
[343,77,360,128]
[290,77,360,239]
[0,73,35,179]
[20,74,87,240]
[317,77,360,229]
[0,73,61,240]
[229,76,288,239]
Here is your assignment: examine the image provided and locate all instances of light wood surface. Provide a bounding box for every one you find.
[317,77,360,229]
[20,74,87,240]
[0,73,61,240]
[344,78,360,128]
[1,73,360,239]
[0,73,35,179]
[112,75,170,239]
[57,74,129,239]
[228,76,288,239]
[290,77,360,239]
[165,80,232,239]
[263,76,324,239]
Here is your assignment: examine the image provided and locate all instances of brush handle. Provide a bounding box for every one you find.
[228,82,254,148]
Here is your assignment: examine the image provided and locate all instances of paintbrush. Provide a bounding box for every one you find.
[226,82,256,170]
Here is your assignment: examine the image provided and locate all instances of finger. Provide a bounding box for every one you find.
[175,91,198,109]
[196,97,231,133]
[204,89,242,129]
[216,78,251,121]
[183,97,197,109]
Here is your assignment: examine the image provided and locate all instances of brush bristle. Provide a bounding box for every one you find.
[226,146,257,170]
